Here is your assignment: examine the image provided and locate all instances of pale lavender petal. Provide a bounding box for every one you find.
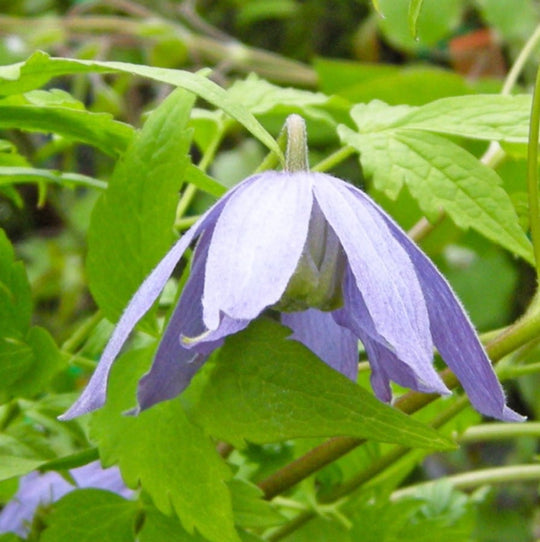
[313,174,443,389]
[60,175,261,420]
[203,171,313,329]
[281,309,359,380]
[335,268,450,396]
[356,189,524,421]
[136,232,249,412]
[0,462,130,537]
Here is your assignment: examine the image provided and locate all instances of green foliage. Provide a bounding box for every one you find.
[339,101,534,264]
[1,2,540,540]
[0,231,62,403]
[86,88,195,329]
[194,319,453,450]
[90,348,239,542]
[41,489,138,542]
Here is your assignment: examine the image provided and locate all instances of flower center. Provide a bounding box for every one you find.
[276,203,345,312]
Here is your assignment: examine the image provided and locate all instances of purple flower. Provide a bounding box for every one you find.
[0,462,132,537]
[60,164,522,423]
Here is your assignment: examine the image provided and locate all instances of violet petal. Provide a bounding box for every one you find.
[202,171,313,329]
[281,308,359,380]
[346,183,524,422]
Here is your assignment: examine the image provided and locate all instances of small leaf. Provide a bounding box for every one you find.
[339,124,534,264]
[193,319,454,450]
[185,163,226,198]
[0,52,282,160]
[86,88,195,328]
[229,479,285,528]
[408,0,425,38]
[41,489,138,542]
[0,167,106,190]
[0,103,134,157]
[401,94,532,143]
[90,348,239,542]
[138,508,207,542]
[0,229,32,335]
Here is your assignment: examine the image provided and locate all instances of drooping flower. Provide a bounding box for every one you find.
[0,462,132,538]
[60,115,522,422]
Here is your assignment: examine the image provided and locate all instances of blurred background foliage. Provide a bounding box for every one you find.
[1,1,540,540]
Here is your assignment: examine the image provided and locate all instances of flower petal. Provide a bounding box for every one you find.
[313,174,437,381]
[336,268,450,396]
[351,184,524,422]
[203,171,313,329]
[281,308,359,380]
[60,176,260,420]
[136,230,250,412]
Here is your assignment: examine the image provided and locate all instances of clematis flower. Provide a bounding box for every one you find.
[0,462,132,538]
[61,115,522,422]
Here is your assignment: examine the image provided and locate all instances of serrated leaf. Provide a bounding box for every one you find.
[229,479,285,528]
[0,103,134,157]
[0,326,63,400]
[339,125,534,264]
[0,52,282,160]
[408,0,425,38]
[86,88,195,328]
[90,348,239,542]
[401,95,532,143]
[193,319,453,450]
[41,489,138,542]
[138,509,207,542]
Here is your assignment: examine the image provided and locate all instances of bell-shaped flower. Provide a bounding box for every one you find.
[61,115,522,423]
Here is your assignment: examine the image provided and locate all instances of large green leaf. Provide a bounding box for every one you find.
[90,348,239,542]
[0,100,134,157]
[339,106,534,264]
[86,88,194,327]
[0,229,32,335]
[138,509,208,542]
[193,319,453,450]
[0,51,282,159]
[0,230,62,402]
[41,489,138,542]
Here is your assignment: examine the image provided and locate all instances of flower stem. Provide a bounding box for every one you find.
[391,465,540,501]
[284,115,309,172]
[312,146,355,173]
[257,308,540,500]
[527,64,540,273]
[459,422,540,443]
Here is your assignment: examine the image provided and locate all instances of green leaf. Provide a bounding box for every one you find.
[185,163,226,197]
[400,95,532,143]
[0,229,32,335]
[86,88,195,328]
[193,319,453,450]
[408,0,425,38]
[41,489,138,542]
[0,456,45,481]
[0,230,62,401]
[339,118,534,264]
[0,52,282,160]
[0,326,63,400]
[0,103,134,157]
[0,167,106,190]
[90,348,239,542]
[138,509,207,542]
[229,479,285,528]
